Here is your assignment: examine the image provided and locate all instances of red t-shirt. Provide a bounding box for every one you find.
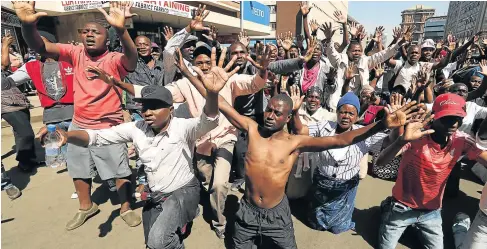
[56,44,129,129]
[393,131,483,210]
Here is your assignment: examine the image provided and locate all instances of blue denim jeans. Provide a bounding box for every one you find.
[378,197,443,249]
[453,210,487,249]
[49,121,71,164]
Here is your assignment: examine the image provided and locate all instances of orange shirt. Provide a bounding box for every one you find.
[393,131,482,210]
[56,44,128,129]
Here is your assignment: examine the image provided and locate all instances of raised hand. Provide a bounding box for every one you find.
[333,10,347,24]
[299,1,312,16]
[320,22,337,41]
[345,63,358,80]
[374,64,384,78]
[281,31,294,51]
[301,36,317,62]
[416,64,431,87]
[310,19,320,34]
[190,4,210,32]
[402,112,435,142]
[383,101,424,129]
[12,1,48,25]
[350,22,360,37]
[401,25,415,43]
[289,85,305,112]
[193,47,240,94]
[2,34,14,48]
[388,93,405,113]
[246,45,272,71]
[392,27,402,41]
[203,25,218,43]
[436,40,444,49]
[238,31,250,48]
[373,26,384,42]
[98,1,137,31]
[174,47,191,76]
[163,26,174,40]
[357,25,367,41]
[479,59,487,76]
[85,66,116,85]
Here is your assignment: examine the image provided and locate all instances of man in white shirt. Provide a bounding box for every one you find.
[321,23,407,112]
[38,83,220,249]
[389,44,451,95]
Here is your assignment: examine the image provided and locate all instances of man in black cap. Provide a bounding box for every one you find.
[38,65,221,248]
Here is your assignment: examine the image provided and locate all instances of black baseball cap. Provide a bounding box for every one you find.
[133,85,173,107]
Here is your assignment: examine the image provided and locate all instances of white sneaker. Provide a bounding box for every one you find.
[71,192,78,199]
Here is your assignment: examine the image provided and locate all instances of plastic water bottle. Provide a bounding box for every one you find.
[44,124,61,168]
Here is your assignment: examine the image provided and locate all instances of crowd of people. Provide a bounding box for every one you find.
[1,1,487,249]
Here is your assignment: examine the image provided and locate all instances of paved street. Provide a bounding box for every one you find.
[1,98,485,249]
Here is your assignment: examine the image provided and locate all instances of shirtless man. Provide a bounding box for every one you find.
[178,48,424,248]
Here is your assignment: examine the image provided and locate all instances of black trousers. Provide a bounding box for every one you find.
[2,109,36,166]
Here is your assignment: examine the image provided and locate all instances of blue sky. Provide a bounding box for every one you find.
[348,1,450,42]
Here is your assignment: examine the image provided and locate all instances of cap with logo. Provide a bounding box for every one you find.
[133,85,173,107]
[432,93,466,119]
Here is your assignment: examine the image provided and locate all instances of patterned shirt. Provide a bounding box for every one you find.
[308,121,388,180]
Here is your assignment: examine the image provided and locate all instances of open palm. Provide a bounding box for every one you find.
[190,4,210,31]
[98,2,134,31]
[12,1,48,25]
[289,85,304,112]
[383,101,422,128]
[403,114,435,141]
[194,47,240,94]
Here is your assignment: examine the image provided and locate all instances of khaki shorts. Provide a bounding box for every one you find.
[66,122,131,180]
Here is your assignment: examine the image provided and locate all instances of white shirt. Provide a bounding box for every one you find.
[325,42,399,112]
[87,113,219,193]
[392,60,434,92]
[442,62,457,79]
[308,121,388,180]
[426,102,487,136]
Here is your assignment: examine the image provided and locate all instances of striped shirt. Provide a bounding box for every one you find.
[308,121,388,180]
[393,131,483,210]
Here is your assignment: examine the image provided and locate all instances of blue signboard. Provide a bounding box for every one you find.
[242,1,270,26]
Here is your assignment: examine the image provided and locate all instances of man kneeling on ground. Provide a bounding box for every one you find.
[38,66,221,249]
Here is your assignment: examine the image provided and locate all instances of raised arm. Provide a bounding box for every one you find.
[333,11,349,53]
[288,85,308,135]
[1,34,14,71]
[297,101,424,152]
[376,113,434,165]
[300,2,312,40]
[97,2,138,71]
[13,1,59,58]
[321,22,341,68]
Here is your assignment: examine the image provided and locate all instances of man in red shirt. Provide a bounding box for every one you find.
[375,93,487,249]
[14,1,139,230]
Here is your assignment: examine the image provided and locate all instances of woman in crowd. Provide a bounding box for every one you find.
[290,90,391,233]
[286,86,336,200]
